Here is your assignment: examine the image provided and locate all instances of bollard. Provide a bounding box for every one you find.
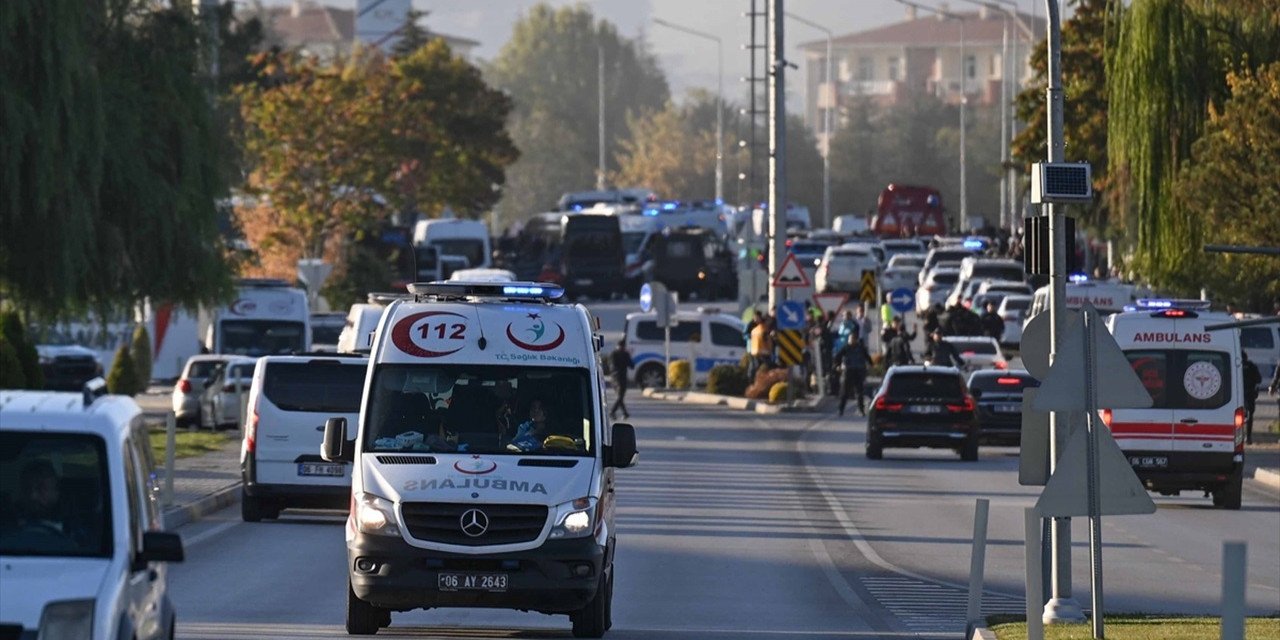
[1024,507,1045,640]
[1221,542,1246,640]
[965,498,991,636]
[236,376,246,432]
[164,411,176,507]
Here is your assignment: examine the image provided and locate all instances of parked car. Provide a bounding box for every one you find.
[997,294,1033,348]
[240,354,368,521]
[867,365,980,461]
[198,357,256,429]
[880,239,927,262]
[816,245,879,294]
[941,336,1008,371]
[880,266,919,294]
[35,344,103,391]
[172,354,234,428]
[886,252,926,273]
[966,369,1040,445]
[919,246,979,285]
[916,266,961,313]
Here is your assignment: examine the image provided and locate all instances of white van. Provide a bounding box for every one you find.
[1239,317,1280,389]
[320,282,637,637]
[623,309,747,388]
[1027,280,1146,321]
[240,354,368,521]
[413,219,492,270]
[338,294,405,355]
[1104,299,1246,508]
[0,383,185,640]
[202,279,310,356]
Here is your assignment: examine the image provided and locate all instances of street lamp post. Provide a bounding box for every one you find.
[785,12,833,230]
[653,18,724,203]
[894,0,966,231]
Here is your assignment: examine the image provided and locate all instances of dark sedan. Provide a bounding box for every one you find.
[867,365,980,461]
[966,369,1040,446]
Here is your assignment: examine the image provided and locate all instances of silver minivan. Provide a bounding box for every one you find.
[240,355,368,521]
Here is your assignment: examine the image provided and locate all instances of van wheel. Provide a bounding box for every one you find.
[637,363,665,389]
[241,489,264,523]
[570,572,609,638]
[960,435,979,462]
[1213,470,1243,510]
[347,581,381,635]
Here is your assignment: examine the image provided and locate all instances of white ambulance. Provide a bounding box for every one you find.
[202,279,310,357]
[1104,299,1246,509]
[320,281,637,638]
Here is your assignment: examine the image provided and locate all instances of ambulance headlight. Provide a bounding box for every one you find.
[549,497,598,539]
[354,492,399,537]
[38,599,94,640]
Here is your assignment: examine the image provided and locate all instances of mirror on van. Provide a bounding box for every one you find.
[137,531,184,567]
[607,423,638,468]
[321,417,350,463]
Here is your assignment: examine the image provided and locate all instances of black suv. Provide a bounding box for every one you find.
[867,365,979,461]
[966,369,1040,446]
[649,227,737,300]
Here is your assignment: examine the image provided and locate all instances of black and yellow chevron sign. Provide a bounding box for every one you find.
[859,269,878,304]
[776,329,805,366]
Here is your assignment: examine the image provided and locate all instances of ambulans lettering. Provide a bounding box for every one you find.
[1131,331,1211,344]
[403,478,548,494]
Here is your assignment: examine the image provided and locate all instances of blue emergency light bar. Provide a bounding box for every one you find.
[962,238,987,250]
[1068,273,1090,284]
[1134,298,1212,310]
[407,281,564,301]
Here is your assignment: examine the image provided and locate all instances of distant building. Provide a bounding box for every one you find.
[798,6,1045,153]
[256,1,479,61]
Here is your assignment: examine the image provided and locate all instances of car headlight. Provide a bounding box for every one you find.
[549,497,598,539]
[353,492,400,537]
[38,599,94,640]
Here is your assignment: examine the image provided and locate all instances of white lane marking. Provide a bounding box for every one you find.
[179,621,937,638]
[179,519,240,548]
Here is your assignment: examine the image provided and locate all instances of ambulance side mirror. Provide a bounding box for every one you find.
[607,423,638,469]
[321,417,352,463]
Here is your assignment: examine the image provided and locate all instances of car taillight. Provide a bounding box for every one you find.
[1100,408,1112,427]
[178,379,191,393]
[997,377,1021,385]
[947,396,976,412]
[994,361,1008,370]
[1234,407,1245,429]
[245,406,259,453]
[874,397,904,411]
[1235,407,1246,452]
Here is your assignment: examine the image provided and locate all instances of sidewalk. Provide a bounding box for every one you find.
[159,434,243,530]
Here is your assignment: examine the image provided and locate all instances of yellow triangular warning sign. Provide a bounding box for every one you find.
[772,253,811,288]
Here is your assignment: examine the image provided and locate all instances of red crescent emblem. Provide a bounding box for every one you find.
[390,311,467,358]
[506,323,566,352]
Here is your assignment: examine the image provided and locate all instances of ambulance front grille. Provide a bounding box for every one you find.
[401,502,548,546]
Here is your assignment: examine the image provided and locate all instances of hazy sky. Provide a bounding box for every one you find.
[417,0,1046,107]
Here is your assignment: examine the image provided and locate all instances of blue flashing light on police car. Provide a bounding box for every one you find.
[661,202,679,211]
[1134,298,1212,311]
[1068,273,1090,284]
[962,237,987,250]
[643,208,659,216]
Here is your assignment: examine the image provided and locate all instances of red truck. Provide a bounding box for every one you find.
[872,184,947,238]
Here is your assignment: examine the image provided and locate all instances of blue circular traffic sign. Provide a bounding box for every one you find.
[889,288,915,314]
[639,283,653,313]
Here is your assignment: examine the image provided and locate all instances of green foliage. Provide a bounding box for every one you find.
[0,336,26,389]
[106,345,138,396]
[767,381,790,405]
[0,312,42,389]
[706,364,749,397]
[130,325,152,392]
[486,4,669,224]
[1173,63,1280,311]
[391,9,432,59]
[668,360,691,390]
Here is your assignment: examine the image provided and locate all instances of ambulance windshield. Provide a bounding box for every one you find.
[364,364,595,456]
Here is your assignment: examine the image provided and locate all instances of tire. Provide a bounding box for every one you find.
[637,363,665,389]
[960,434,979,462]
[570,573,609,638]
[1213,469,1243,510]
[865,430,883,460]
[346,581,381,635]
[241,488,264,523]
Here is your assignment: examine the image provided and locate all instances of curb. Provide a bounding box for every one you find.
[642,387,825,414]
[163,482,241,530]
[970,626,997,640]
[1254,467,1280,490]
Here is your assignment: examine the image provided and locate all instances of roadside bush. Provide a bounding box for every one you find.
[0,336,25,388]
[1,312,43,389]
[768,381,789,404]
[745,366,788,400]
[706,364,749,396]
[668,359,691,390]
[106,345,138,396]
[130,325,152,393]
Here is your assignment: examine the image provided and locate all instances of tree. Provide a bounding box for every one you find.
[129,325,152,393]
[614,97,724,199]
[106,345,138,397]
[1173,63,1280,310]
[0,336,25,389]
[0,312,42,389]
[486,4,669,225]
[391,9,432,59]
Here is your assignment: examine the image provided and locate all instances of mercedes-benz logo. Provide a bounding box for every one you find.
[459,508,489,537]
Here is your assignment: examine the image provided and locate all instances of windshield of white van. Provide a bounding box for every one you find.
[0,433,113,558]
[432,239,485,269]
[221,320,306,356]
[365,364,594,456]
[1124,350,1233,409]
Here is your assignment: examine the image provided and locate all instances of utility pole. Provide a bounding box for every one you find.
[767,0,786,312]
[785,12,833,230]
[597,43,607,191]
[999,16,1009,231]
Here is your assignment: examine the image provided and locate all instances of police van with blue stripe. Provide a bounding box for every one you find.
[623,308,747,388]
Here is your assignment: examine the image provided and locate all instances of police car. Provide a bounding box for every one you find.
[0,381,185,639]
[320,282,637,637]
[1104,299,1247,509]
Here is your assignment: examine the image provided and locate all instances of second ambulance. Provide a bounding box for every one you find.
[1104,299,1246,509]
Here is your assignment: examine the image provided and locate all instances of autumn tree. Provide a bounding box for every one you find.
[614,92,730,199]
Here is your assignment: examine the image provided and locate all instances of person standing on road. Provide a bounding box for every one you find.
[854,304,872,347]
[925,329,964,369]
[980,302,1005,342]
[608,340,634,420]
[835,334,870,416]
[1242,351,1261,444]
